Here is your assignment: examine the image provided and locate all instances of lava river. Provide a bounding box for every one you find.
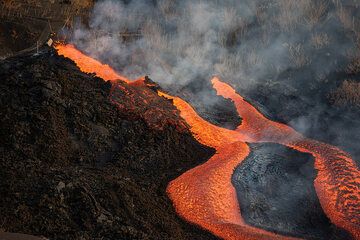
[56,44,360,240]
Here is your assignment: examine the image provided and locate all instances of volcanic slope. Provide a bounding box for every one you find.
[0,49,218,240]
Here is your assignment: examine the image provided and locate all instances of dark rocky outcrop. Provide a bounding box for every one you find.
[0,49,217,240]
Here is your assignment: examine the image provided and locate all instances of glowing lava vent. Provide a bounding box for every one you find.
[56,44,360,240]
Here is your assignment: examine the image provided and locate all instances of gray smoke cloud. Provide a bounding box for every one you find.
[69,0,297,88]
[70,0,357,81]
[68,0,360,163]
[69,0,357,90]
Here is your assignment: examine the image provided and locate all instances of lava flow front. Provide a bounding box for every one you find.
[56,44,360,240]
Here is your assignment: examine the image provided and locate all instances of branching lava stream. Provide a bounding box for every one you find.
[55,44,360,240]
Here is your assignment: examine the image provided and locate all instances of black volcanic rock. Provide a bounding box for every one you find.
[0,49,217,240]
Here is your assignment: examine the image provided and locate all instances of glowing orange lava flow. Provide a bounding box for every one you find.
[161,78,359,240]
[159,91,299,240]
[211,78,360,239]
[55,44,130,83]
[55,44,359,240]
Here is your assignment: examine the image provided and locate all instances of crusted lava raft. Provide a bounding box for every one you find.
[233,143,352,240]
[0,49,218,240]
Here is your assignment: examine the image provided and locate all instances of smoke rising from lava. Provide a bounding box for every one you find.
[69,0,353,86]
[69,0,293,87]
[67,0,360,163]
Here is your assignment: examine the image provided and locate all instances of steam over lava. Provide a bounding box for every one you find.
[56,44,360,240]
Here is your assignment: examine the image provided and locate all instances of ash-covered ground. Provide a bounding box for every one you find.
[0,49,218,240]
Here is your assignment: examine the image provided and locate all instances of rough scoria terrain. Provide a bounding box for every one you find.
[0,48,220,240]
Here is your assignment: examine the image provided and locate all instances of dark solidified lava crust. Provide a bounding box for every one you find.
[169,78,242,130]
[0,49,218,240]
[232,143,353,240]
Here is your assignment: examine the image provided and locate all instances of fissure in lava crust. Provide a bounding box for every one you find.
[55,43,360,240]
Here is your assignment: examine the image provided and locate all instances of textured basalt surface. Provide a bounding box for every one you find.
[232,143,352,240]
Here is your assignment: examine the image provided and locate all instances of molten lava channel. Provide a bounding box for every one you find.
[55,44,130,83]
[55,44,360,240]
